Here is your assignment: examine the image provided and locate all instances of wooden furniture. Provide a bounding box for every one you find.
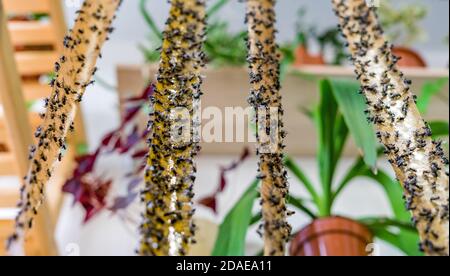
[0,0,87,151]
[0,0,82,255]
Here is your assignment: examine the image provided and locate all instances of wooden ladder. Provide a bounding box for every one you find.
[0,0,85,255]
[1,0,87,152]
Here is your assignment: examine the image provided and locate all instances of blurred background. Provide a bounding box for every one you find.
[0,0,449,256]
[62,0,449,148]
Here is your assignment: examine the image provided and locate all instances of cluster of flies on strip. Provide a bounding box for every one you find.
[7,0,121,249]
[333,0,449,255]
[245,0,292,255]
[139,0,207,256]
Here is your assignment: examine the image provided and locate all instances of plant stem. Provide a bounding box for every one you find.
[7,0,121,255]
[251,196,317,224]
[250,213,263,226]
[360,217,417,233]
[207,0,229,17]
[333,0,449,256]
[287,196,317,220]
[139,0,162,40]
[139,0,206,256]
[332,157,366,202]
[246,0,291,256]
[284,157,321,207]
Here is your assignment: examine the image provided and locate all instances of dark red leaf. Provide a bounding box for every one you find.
[62,179,84,202]
[63,83,154,222]
[123,106,142,124]
[126,84,154,102]
[73,150,100,175]
[63,169,112,223]
[219,147,250,191]
[108,192,139,213]
[118,126,141,153]
[198,197,217,213]
[127,178,142,192]
[198,147,251,213]
[101,131,116,146]
[122,84,154,124]
[131,150,147,159]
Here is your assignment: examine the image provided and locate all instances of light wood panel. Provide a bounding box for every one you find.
[15,51,57,76]
[0,152,17,175]
[0,219,14,255]
[0,125,8,146]
[0,184,19,208]
[8,21,56,46]
[2,0,51,14]
[22,79,51,100]
[0,112,43,132]
[48,0,67,52]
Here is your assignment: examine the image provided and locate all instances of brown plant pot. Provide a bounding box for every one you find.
[392,47,427,68]
[290,216,373,256]
[294,45,325,66]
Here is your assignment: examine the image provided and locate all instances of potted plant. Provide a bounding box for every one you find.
[378,0,428,67]
[139,0,247,67]
[209,78,424,256]
[334,0,448,256]
[285,79,380,256]
[290,77,448,256]
[292,7,347,66]
[293,8,325,66]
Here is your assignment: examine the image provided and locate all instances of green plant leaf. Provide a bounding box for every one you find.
[379,0,428,46]
[364,169,409,221]
[333,114,350,166]
[26,100,36,110]
[212,180,259,256]
[361,217,420,256]
[366,225,422,256]
[76,143,89,155]
[416,77,449,115]
[287,195,317,219]
[360,169,422,256]
[250,212,262,226]
[299,106,314,120]
[368,227,407,256]
[360,217,417,233]
[207,0,229,17]
[204,22,247,67]
[279,45,295,82]
[139,0,162,40]
[328,79,378,170]
[139,43,160,63]
[315,80,341,216]
[284,157,320,208]
[332,157,366,201]
[429,121,449,138]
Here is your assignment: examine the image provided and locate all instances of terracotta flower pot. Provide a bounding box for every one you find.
[392,47,427,68]
[290,216,373,256]
[294,45,325,66]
